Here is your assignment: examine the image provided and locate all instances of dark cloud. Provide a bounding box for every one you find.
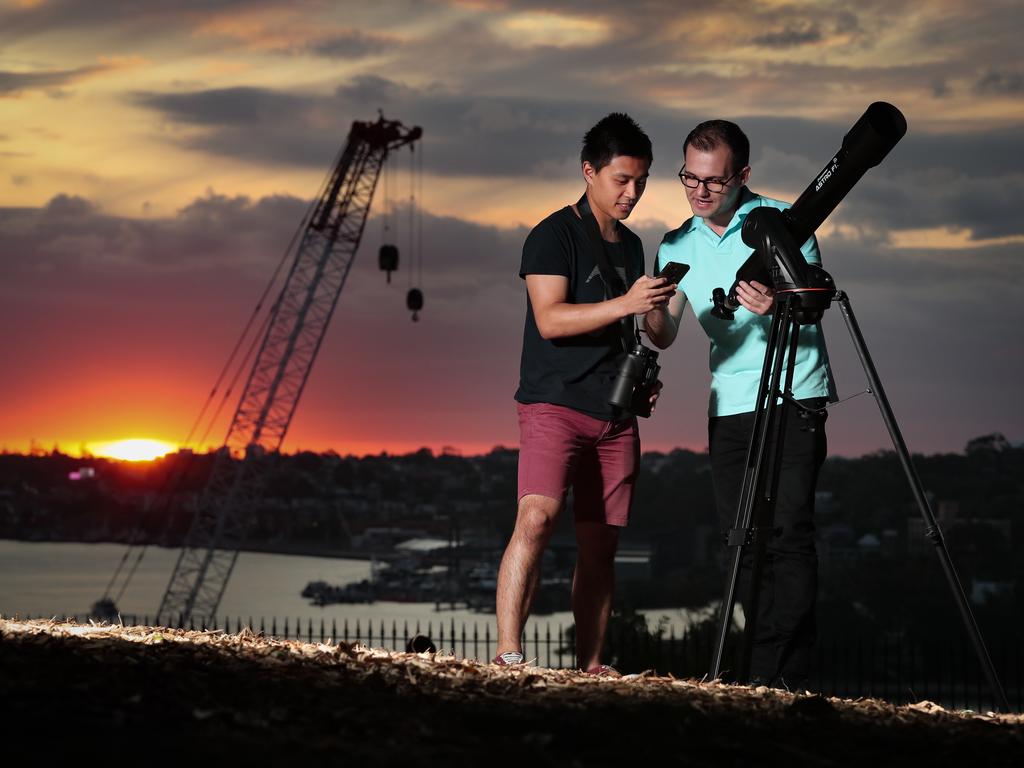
[911,4,1020,54]
[976,70,1023,96]
[0,0,276,40]
[833,10,862,35]
[44,194,97,217]
[751,22,822,49]
[0,64,110,96]
[135,87,312,126]
[130,80,592,176]
[0,0,423,57]
[124,79,829,179]
[0,191,308,278]
[128,77,1024,243]
[381,4,882,100]
[334,74,416,104]
[132,87,345,169]
[0,190,523,305]
[309,30,388,59]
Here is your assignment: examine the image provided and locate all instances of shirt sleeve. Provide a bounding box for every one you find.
[519,218,571,279]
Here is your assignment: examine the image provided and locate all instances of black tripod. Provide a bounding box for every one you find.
[709,285,1010,711]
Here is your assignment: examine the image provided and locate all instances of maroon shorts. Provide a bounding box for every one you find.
[516,402,640,527]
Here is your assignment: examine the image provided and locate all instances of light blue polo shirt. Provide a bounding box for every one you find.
[656,187,836,417]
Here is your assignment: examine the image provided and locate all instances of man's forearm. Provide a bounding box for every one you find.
[644,305,677,348]
[535,296,629,339]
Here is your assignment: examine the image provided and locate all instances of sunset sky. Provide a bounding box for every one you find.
[2,0,1021,458]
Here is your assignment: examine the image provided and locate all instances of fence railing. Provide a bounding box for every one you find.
[7,612,1020,713]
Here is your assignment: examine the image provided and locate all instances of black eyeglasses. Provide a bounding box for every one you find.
[677,167,741,193]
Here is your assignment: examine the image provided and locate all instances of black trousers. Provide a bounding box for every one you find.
[709,397,828,685]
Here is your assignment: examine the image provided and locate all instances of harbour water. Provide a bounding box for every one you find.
[0,540,707,637]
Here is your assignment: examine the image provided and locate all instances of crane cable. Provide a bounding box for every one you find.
[417,139,424,289]
[381,147,391,249]
[406,142,424,292]
[407,144,414,292]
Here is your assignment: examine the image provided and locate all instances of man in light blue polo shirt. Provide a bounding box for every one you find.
[645,119,835,690]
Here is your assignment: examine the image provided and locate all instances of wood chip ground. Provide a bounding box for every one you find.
[1,619,1021,765]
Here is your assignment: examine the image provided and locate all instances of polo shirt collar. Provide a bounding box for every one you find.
[690,186,759,240]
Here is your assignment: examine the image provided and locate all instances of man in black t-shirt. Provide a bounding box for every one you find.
[494,114,677,674]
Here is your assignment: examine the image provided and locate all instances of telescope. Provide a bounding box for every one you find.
[710,102,908,321]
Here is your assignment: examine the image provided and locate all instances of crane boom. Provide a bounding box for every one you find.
[157,116,422,624]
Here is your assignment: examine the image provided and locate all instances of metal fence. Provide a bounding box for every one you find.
[8,612,1021,713]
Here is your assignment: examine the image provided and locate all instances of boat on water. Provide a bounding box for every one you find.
[306,579,375,605]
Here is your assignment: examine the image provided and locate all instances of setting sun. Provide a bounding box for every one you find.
[89,439,178,462]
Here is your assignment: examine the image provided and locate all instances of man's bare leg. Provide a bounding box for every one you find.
[572,520,620,670]
[495,494,562,658]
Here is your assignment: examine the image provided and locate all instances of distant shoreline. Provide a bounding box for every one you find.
[0,535,379,562]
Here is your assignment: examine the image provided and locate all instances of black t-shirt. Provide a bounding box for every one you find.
[515,205,645,420]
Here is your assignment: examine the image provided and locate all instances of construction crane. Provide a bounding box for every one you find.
[155,115,422,625]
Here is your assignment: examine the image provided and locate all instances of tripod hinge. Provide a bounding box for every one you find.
[924,525,945,544]
[724,527,776,547]
[725,528,751,547]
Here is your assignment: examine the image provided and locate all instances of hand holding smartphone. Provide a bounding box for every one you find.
[657,261,690,285]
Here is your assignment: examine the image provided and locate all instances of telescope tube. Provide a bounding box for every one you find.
[712,102,907,319]
[783,101,907,245]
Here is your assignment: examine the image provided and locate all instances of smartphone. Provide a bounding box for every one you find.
[657,261,690,284]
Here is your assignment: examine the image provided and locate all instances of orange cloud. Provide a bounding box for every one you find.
[193,8,391,57]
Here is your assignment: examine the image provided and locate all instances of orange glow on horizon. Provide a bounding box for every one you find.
[88,438,179,462]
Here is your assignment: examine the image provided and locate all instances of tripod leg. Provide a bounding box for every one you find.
[836,292,1009,712]
[739,319,804,682]
[711,297,794,681]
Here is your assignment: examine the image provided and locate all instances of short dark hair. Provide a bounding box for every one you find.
[683,120,749,173]
[581,113,653,172]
